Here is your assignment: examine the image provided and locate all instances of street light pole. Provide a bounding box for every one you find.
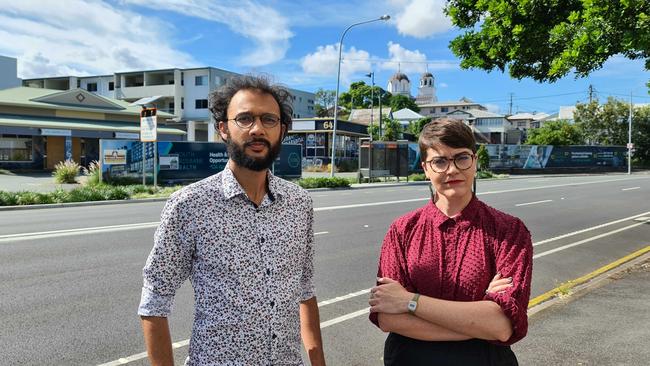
[628,91,633,175]
[330,14,390,177]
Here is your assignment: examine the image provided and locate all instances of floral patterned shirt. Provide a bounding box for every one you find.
[138,166,315,365]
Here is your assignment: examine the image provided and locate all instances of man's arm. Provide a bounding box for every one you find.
[300,297,325,366]
[140,316,174,366]
[377,313,472,341]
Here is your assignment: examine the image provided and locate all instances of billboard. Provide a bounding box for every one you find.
[100,140,302,184]
[485,145,626,169]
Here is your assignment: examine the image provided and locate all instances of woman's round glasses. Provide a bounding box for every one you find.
[425,153,475,173]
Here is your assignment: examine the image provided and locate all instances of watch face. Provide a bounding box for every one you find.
[408,301,416,311]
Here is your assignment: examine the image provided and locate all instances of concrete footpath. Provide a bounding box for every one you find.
[514,251,650,365]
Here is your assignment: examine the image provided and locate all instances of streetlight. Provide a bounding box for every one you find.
[330,14,390,177]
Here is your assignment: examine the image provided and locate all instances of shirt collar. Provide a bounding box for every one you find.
[221,165,282,202]
[427,195,480,228]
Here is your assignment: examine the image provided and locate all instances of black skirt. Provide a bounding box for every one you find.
[384,333,518,366]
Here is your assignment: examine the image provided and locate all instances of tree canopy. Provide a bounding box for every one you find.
[314,88,335,117]
[525,120,584,145]
[339,81,391,110]
[445,0,650,83]
[390,94,420,112]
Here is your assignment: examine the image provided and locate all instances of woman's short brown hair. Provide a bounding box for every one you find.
[418,117,476,162]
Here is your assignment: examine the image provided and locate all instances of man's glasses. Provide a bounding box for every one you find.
[228,113,281,129]
[425,153,475,173]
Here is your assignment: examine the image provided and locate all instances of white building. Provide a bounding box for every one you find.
[0,56,21,90]
[447,109,517,144]
[507,112,550,130]
[415,72,437,105]
[387,71,411,97]
[418,98,488,119]
[392,108,424,128]
[23,67,315,142]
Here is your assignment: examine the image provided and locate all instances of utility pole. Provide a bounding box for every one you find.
[588,84,594,103]
[508,93,514,115]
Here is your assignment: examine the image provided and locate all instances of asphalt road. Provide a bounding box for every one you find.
[1,173,649,365]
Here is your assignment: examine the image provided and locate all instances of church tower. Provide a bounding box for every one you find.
[387,64,411,97]
[416,69,437,105]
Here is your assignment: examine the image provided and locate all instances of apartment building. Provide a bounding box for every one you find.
[0,56,21,90]
[23,67,315,142]
[418,98,488,119]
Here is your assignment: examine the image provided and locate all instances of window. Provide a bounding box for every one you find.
[0,136,32,162]
[169,102,174,110]
[108,82,114,91]
[77,79,81,88]
[181,72,184,86]
[517,121,527,128]
[86,83,97,92]
[195,75,207,86]
[441,107,448,112]
[195,99,208,109]
[181,97,184,109]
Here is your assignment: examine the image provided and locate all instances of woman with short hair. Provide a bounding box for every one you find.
[369,118,533,365]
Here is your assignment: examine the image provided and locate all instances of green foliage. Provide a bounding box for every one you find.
[82,160,101,186]
[52,159,80,184]
[476,144,490,171]
[314,88,336,117]
[390,94,420,113]
[525,120,584,146]
[408,173,427,181]
[445,0,650,83]
[339,81,391,110]
[476,170,495,179]
[407,117,431,139]
[297,177,350,189]
[368,116,404,141]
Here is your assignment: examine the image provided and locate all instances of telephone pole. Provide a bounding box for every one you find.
[588,84,594,103]
[508,93,514,115]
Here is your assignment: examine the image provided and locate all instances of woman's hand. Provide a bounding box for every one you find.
[485,272,513,295]
[369,277,413,314]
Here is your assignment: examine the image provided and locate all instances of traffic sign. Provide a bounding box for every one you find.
[140,108,157,142]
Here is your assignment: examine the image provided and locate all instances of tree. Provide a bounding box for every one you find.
[445,0,650,83]
[390,94,420,112]
[339,81,392,110]
[367,116,403,141]
[407,117,431,139]
[575,97,630,145]
[314,88,335,117]
[525,120,584,146]
[476,144,490,171]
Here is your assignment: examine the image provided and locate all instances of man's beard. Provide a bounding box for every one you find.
[225,132,282,171]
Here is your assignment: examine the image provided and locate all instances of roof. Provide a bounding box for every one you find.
[449,108,504,118]
[421,72,433,78]
[418,99,484,108]
[0,114,185,135]
[393,108,424,120]
[508,112,550,121]
[389,72,409,82]
[0,87,174,117]
[348,107,392,125]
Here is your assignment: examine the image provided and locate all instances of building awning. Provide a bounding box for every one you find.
[0,114,186,135]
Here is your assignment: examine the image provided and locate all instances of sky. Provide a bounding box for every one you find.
[0,0,648,114]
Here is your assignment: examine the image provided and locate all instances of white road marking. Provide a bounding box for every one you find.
[0,222,160,243]
[314,231,329,235]
[534,219,650,259]
[634,217,650,222]
[533,211,650,246]
[320,308,369,328]
[622,187,640,191]
[515,199,553,207]
[363,225,369,228]
[318,288,371,306]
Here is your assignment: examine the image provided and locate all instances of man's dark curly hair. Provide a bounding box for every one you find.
[208,75,293,137]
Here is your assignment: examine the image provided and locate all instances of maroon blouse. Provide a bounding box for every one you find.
[369,196,533,345]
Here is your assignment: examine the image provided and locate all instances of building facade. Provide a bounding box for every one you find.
[23,67,316,142]
[447,109,517,144]
[0,56,21,90]
[0,87,183,170]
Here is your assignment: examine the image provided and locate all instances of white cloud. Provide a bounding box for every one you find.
[0,1,197,78]
[121,0,293,67]
[380,42,427,73]
[439,82,448,88]
[393,0,452,38]
[301,44,371,82]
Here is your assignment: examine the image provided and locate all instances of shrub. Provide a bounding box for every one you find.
[477,144,490,171]
[476,170,495,179]
[0,191,18,206]
[82,160,101,186]
[297,177,350,189]
[53,159,80,184]
[408,173,427,181]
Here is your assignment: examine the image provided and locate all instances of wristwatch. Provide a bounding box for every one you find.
[407,293,420,314]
